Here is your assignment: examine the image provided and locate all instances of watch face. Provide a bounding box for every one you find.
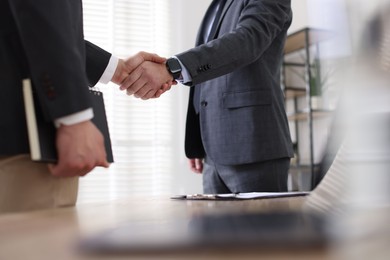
[167,58,182,79]
[167,59,181,73]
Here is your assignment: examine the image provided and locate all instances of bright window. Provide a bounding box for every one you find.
[78,0,175,204]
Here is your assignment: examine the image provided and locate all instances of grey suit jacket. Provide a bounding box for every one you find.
[0,0,111,155]
[177,0,294,165]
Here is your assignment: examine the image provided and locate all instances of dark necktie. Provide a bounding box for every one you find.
[193,0,227,113]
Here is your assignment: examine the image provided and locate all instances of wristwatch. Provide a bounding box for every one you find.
[165,58,182,80]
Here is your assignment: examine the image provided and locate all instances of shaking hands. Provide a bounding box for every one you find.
[112,51,177,100]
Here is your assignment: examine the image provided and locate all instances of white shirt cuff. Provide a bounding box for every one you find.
[173,56,192,84]
[98,55,119,84]
[54,108,94,128]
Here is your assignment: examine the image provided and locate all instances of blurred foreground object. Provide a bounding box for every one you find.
[324,2,390,259]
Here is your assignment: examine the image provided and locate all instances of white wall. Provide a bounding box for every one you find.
[290,0,308,32]
[168,0,211,195]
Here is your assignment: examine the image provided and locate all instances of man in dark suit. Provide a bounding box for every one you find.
[120,0,294,193]
[0,0,166,212]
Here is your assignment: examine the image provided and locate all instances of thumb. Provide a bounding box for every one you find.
[143,53,166,64]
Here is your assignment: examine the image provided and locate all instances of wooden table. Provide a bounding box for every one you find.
[0,196,330,260]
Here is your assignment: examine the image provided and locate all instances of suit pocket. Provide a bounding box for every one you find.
[222,90,272,109]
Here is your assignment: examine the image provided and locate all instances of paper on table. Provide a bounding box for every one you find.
[171,191,310,200]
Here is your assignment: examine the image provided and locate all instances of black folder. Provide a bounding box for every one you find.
[22,79,114,163]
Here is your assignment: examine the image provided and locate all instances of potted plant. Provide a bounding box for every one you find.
[310,58,323,109]
[288,56,329,109]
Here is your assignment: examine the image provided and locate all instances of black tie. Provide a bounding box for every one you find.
[193,0,227,113]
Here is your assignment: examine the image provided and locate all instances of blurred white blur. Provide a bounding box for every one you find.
[309,0,390,259]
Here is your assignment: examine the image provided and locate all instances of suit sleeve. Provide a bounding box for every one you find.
[176,0,292,85]
[7,0,93,121]
[85,40,112,87]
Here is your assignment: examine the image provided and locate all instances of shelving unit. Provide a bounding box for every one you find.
[282,28,333,190]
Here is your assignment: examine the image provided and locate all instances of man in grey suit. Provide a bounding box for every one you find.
[120,0,294,193]
[0,0,166,212]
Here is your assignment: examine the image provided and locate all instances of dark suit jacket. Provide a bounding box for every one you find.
[0,0,111,155]
[177,0,294,165]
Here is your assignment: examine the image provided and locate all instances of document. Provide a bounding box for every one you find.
[171,191,309,200]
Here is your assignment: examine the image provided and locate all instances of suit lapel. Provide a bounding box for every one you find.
[208,0,234,40]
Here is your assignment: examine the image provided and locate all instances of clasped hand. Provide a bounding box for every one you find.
[112,51,177,99]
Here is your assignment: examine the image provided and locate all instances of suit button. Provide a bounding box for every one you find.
[201,101,208,107]
[46,89,56,99]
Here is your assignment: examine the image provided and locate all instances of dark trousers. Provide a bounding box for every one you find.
[203,156,290,194]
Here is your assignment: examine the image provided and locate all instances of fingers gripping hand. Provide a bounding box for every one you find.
[122,61,174,100]
[113,51,166,86]
[153,83,172,98]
